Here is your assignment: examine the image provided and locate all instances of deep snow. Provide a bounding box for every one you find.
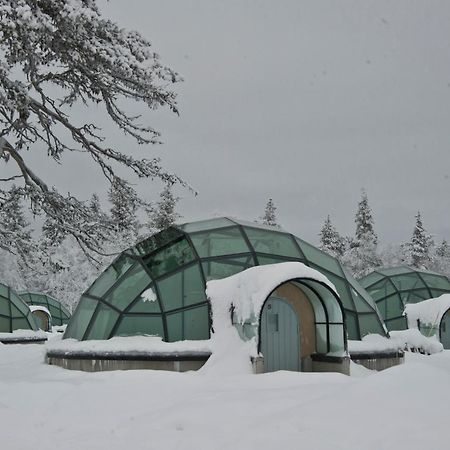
[1,341,450,450]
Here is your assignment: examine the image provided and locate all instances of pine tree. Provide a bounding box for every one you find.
[408,211,433,268]
[108,179,140,235]
[319,215,345,258]
[342,190,381,278]
[354,190,377,245]
[261,198,279,228]
[0,186,34,261]
[148,184,181,233]
[436,240,450,258]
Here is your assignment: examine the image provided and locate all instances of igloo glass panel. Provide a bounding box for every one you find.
[358,314,385,336]
[419,274,450,290]
[385,294,403,319]
[391,274,426,291]
[184,305,210,340]
[0,316,10,332]
[11,317,30,330]
[127,285,161,313]
[366,279,397,301]
[317,271,354,311]
[190,227,250,258]
[297,239,343,276]
[0,297,9,316]
[86,304,120,340]
[64,296,98,340]
[302,280,343,323]
[329,324,345,353]
[359,272,383,288]
[133,227,183,257]
[183,264,207,306]
[115,315,164,338]
[345,311,359,340]
[315,324,328,353]
[88,254,134,297]
[10,292,30,315]
[385,316,407,331]
[166,305,209,342]
[202,256,254,280]
[146,238,195,279]
[243,228,301,258]
[180,218,235,233]
[157,271,182,311]
[295,282,326,322]
[105,264,152,311]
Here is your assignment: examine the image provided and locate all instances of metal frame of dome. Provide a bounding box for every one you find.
[0,282,38,333]
[19,292,71,326]
[64,217,387,342]
[359,266,450,331]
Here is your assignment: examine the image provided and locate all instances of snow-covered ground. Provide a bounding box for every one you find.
[1,342,449,450]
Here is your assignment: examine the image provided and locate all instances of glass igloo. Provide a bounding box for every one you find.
[359,266,450,331]
[64,217,386,342]
[0,282,38,333]
[20,292,71,326]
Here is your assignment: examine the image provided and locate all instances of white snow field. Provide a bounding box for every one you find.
[1,343,449,450]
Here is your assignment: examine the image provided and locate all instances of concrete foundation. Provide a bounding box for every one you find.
[46,350,210,372]
[350,350,404,371]
[0,337,47,345]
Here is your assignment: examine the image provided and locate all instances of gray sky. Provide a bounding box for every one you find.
[20,1,450,245]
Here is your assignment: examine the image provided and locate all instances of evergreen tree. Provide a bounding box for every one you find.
[261,198,279,228]
[148,184,181,233]
[436,240,450,258]
[408,211,433,268]
[108,179,140,236]
[0,185,34,261]
[354,190,378,245]
[342,190,381,278]
[319,215,345,258]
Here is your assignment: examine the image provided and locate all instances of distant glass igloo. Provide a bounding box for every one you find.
[20,292,71,326]
[0,282,38,333]
[64,217,386,342]
[359,266,450,331]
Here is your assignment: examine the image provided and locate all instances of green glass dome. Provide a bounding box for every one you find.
[359,266,450,331]
[0,282,38,333]
[64,217,386,342]
[19,292,71,326]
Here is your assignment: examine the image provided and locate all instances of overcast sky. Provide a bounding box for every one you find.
[19,1,450,245]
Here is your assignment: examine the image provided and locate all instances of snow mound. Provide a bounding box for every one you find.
[0,329,47,342]
[206,261,336,325]
[405,293,450,328]
[389,329,443,354]
[349,329,442,355]
[29,305,51,316]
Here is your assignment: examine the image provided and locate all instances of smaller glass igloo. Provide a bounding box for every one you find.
[20,292,71,326]
[0,282,38,333]
[359,267,450,331]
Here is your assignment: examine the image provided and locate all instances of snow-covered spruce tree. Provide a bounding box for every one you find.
[261,198,279,228]
[342,190,381,278]
[0,184,34,260]
[147,183,181,233]
[0,0,183,258]
[436,240,450,259]
[319,215,345,258]
[431,240,450,278]
[107,178,141,250]
[407,211,433,269]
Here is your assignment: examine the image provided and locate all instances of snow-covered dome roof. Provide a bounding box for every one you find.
[360,266,450,331]
[0,282,38,333]
[64,217,386,342]
[20,292,71,326]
